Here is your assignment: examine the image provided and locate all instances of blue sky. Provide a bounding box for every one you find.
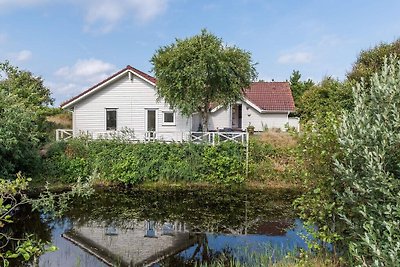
[1,0,399,105]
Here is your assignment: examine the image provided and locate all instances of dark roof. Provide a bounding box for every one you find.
[60,65,156,108]
[244,82,295,112]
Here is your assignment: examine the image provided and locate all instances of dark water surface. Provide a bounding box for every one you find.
[20,187,306,266]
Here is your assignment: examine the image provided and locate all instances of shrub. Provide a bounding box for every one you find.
[334,57,400,265]
[41,140,246,185]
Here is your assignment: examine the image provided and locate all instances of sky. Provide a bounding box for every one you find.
[1,0,400,106]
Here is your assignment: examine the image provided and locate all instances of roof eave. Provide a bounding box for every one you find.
[260,109,295,113]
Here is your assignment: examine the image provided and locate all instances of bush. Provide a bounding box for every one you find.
[334,57,400,265]
[40,140,246,185]
[295,57,400,265]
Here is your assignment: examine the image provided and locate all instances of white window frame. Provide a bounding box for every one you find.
[105,108,118,131]
[162,111,175,126]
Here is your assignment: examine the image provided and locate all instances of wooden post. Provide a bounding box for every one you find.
[246,130,249,179]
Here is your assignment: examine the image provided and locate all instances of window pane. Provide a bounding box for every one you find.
[164,112,174,123]
[106,110,117,130]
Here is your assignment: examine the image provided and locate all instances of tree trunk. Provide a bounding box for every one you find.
[201,102,209,132]
[201,111,209,132]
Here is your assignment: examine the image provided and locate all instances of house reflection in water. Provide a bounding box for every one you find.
[62,220,200,266]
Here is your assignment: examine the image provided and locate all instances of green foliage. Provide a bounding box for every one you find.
[203,142,245,184]
[333,57,400,265]
[41,139,246,185]
[289,70,314,113]
[0,61,53,107]
[248,133,300,183]
[347,38,400,85]
[0,62,54,178]
[0,92,41,178]
[294,113,343,253]
[299,77,353,122]
[295,57,400,265]
[0,173,94,266]
[151,29,257,131]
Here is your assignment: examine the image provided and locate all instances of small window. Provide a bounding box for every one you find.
[163,111,175,125]
[106,109,117,130]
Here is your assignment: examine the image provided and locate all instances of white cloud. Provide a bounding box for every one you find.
[81,0,168,33]
[15,50,32,61]
[277,52,313,64]
[55,58,116,82]
[52,58,117,104]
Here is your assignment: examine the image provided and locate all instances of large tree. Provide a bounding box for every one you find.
[151,29,257,131]
[0,62,53,177]
[346,38,400,85]
[289,70,314,114]
[298,77,353,122]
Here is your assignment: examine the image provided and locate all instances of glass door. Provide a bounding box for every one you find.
[146,110,157,140]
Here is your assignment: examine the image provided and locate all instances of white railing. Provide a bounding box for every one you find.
[56,130,248,146]
[56,129,73,141]
[190,131,248,145]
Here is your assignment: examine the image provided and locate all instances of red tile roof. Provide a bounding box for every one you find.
[60,65,156,108]
[244,82,295,112]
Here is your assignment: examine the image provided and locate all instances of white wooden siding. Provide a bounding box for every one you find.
[242,107,288,131]
[73,72,191,137]
[208,106,230,130]
[208,101,290,131]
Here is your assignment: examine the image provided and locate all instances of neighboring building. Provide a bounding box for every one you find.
[60,65,297,141]
[203,82,297,132]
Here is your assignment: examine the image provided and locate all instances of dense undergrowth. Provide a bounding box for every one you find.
[39,138,247,185]
[35,129,301,187]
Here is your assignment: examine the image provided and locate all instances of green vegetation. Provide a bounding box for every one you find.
[0,172,94,266]
[151,29,257,131]
[0,62,52,178]
[249,130,299,185]
[0,61,94,266]
[197,249,337,267]
[298,77,353,122]
[347,38,400,85]
[39,139,246,185]
[295,57,400,265]
[3,38,400,266]
[289,70,314,114]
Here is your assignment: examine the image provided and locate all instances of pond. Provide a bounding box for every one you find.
[14,187,307,266]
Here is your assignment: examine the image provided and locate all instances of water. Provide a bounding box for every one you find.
[15,187,306,266]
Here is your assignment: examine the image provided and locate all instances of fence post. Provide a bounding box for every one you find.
[246,131,249,179]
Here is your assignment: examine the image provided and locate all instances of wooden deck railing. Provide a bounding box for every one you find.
[55,129,73,141]
[56,129,248,146]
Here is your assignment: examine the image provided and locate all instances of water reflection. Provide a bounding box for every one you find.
[33,187,303,266]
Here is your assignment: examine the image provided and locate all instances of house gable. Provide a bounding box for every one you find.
[60,65,156,109]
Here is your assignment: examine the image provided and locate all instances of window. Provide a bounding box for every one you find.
[106,109,117,130]
[163,111,175,125]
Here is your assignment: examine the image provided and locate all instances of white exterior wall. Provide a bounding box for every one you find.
[208,106,231,130]
[242,107,289,131]
[208,101,290,131]
[72,73,191,140]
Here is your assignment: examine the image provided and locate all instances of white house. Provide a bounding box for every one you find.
[60,65,297,141]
